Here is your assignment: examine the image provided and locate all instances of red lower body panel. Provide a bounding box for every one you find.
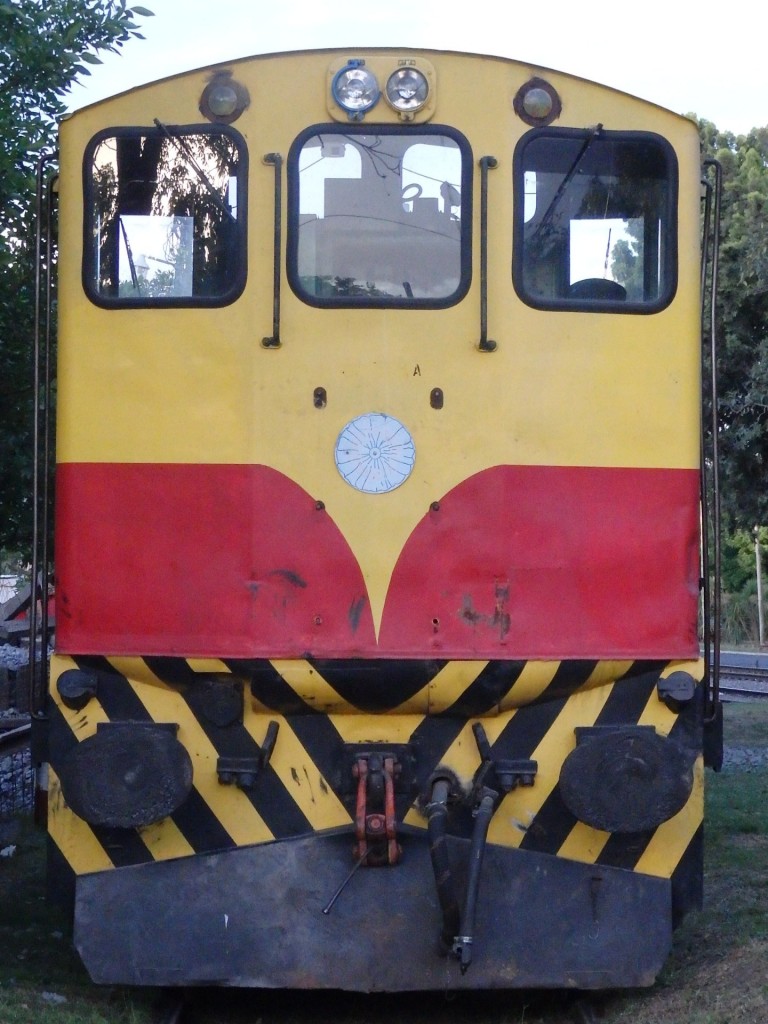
[55,462,699,660]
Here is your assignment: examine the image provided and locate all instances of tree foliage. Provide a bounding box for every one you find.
[0,0,152,243]
[0,1,151,555]
[719,526,768,644]
[699,118,768,529]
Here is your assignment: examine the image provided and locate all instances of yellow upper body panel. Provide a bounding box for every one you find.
[58,49,701,462]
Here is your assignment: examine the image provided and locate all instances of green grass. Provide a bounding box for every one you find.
[0,823,156,1024]
[603,701,768,1024]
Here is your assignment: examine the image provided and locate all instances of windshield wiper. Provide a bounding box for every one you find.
[530,123,603,242]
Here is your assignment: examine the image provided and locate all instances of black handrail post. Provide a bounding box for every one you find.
[478,155,498,352]
[701,158,723,722]
[262,152,283,349]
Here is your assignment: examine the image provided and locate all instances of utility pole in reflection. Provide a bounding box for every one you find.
[755,526,765,646]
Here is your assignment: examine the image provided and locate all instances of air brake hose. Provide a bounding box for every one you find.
[426,778,461,952]
[453,789,496,974]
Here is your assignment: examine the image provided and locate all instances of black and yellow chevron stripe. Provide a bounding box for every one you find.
[47,654,704,893]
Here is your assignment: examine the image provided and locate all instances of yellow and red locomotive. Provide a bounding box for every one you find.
[42,47,719,989]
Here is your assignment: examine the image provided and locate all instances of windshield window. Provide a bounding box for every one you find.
[84,124,247,307]
[514,129,677,311]
[288,127,471,307]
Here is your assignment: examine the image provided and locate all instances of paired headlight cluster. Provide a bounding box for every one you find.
[332,60,431,120]
[197,60,562,130]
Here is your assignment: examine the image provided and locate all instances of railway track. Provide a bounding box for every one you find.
[0,719,31,756]
[719,675,768,701]
[719,651,768,701]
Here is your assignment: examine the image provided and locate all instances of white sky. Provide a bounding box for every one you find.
[68,0,767,136]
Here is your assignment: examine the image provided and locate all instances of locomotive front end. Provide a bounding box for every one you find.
[46,47,715,990]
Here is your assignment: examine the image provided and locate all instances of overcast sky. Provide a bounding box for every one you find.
[68,0,766,135]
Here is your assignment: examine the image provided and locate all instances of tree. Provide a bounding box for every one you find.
[699,118,768,529]
[610,229,644,300]
[719,526,768,644]
[0,0,152,558]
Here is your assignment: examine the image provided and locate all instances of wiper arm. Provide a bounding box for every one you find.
[530,123,603,242]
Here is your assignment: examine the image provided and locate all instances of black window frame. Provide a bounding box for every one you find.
[82,122,248,310]
[286,123,473,310]
[512,127,678,315]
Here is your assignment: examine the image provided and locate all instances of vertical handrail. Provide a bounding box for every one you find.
[701,158,723,719]
[699,177,713,705]
[262,152,283,349]
[478,155,498,352]
[29,152,57,716]
[38,173,58,703]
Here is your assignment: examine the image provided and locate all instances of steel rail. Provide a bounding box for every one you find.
[0,722,32,758]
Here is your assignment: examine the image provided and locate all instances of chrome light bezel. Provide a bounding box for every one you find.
[385,67,430,114]
[331,62,380,119]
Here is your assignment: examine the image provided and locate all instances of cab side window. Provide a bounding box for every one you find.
[84,124,247,307]
[514,129,677,312]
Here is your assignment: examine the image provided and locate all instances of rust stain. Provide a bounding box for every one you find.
[247,568,309,620]
[460,599,482,627]
[348,594,367,633]
[269,570,307,589]
[459,580,511,640]
[303,766,316,804]
[249,569,308,592]
[494,581,511,639]
[48,778,64,814]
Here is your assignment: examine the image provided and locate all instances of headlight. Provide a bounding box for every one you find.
[385,67,430,114]
[332,62,380,119]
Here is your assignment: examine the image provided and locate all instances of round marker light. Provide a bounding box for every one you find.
[332,63,380,118]
[385,67,430,113]
[522,88,553,121]
[514,78,562,127]
[199,75,250,124]
[207,83,239,118]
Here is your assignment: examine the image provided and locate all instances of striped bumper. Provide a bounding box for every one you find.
[48,654,704,885]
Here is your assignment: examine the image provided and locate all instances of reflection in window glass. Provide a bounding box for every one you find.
[516,132,675,307]
[569,217,645,287]
[292,131,466,303]
[86,128,245,303]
